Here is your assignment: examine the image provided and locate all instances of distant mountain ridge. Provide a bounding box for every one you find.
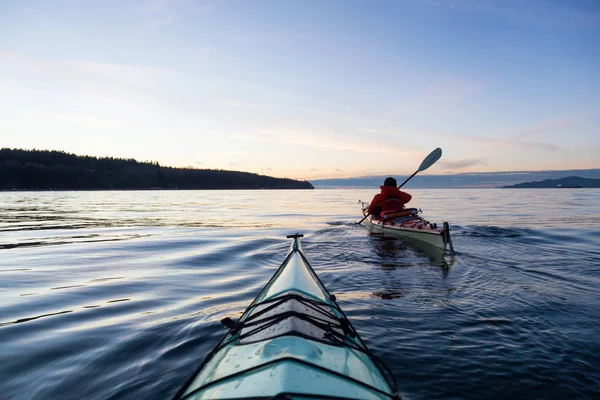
[503,176,600,188]
[312,169,600,188]
[0,148,314,190]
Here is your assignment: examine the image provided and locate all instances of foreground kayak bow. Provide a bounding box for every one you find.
[173,234,399,400]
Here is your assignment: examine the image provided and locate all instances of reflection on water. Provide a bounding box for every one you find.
[0,310,73,327]
[371,290,406,300]
[365,232,452,273]
[1,189,599,399]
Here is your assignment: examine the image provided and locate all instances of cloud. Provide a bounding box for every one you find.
[390,78,486,118]
[0,51,177,117]
[234,128,422,157]
[202,151,249,157]
[223,100,252,107]
[442,132,560,151]
[357,128,386,133]
[477,137,559,151]
[0,51,174,88]
[516,112,590,139]
[223,100,328,114]
[141,0,182,24]
[440,159,487,170]
[9,110,126,130]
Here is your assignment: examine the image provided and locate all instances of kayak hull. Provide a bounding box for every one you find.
[174,235,397,400]
[363,217,447,249]
[359,203,450,254]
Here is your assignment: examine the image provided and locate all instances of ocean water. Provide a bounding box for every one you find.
[1,189,599,399]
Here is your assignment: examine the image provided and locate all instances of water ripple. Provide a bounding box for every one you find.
[1,189,599,399]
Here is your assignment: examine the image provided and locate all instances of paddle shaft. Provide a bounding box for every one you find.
[398,170,418,189]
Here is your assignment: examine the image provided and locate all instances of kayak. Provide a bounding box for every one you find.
[359,201,454,255]
[173,234,399,400]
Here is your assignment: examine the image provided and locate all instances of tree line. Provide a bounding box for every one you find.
[0,148,314,190]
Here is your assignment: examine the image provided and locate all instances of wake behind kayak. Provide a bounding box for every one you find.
[173,234,399,400]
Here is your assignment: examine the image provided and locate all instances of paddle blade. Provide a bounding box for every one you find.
[417,148,442,172]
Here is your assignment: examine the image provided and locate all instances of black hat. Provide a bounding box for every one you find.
[384,177,397,187]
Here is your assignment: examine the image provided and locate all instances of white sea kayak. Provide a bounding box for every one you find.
[359,201,454,255]
[173,234,399,400]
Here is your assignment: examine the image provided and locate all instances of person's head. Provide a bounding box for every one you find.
[383,177,397,187]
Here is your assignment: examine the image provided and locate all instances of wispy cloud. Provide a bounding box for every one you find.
[474,137,560,151]
[0,51,174,87]
[435,108,597,153]
[516,111,591,139]
[357,128,386,133]
[390,78,486,118]
[234,128,422,156]
[223,100,329,114]
[141,0,181,24]
[203,151,250,157]
[454,135,560,151]
[440,158,487,170]
[0,51,177,116]
[10,110,126,130]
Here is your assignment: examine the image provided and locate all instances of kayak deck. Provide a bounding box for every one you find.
[174,234,398,400]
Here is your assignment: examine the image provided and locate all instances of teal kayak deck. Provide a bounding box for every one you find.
[173,234,398,400]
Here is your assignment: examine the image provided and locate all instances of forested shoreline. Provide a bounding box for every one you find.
[0,148,314,190]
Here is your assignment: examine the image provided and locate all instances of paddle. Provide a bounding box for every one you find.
[358,147,442,224]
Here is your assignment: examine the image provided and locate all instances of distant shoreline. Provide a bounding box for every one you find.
[502,176,600,189]
[1,148,314,190]
[5,187,600,193]
[0,187,314,192]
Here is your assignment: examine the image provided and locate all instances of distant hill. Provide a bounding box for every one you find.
[503,176,600,188]
[311,169,600,188]
[0,148,313,190]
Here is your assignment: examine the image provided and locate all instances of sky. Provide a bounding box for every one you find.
[1,0,599,180]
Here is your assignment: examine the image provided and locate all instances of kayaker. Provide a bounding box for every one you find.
[367,177,412,219]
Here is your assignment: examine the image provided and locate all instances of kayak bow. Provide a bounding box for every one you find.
[173,234,399,400]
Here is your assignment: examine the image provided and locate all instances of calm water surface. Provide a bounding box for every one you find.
[1,189,599,399]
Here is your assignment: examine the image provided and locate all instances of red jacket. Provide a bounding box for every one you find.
[367,186,412,216]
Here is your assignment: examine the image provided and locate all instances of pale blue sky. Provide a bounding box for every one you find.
[1,0,599,179]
